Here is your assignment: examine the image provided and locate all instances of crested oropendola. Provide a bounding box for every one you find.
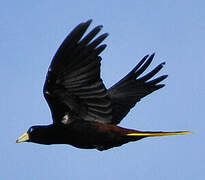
[16,20,190,151]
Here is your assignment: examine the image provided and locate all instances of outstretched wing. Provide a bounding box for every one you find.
[43,20,112,125]
[108,53,168,125]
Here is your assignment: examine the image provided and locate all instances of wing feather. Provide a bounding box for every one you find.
[43,20,168,126]
[108,54,167,124]
[44,20,112,124]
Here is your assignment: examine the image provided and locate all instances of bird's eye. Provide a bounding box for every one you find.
[28,127,34,133]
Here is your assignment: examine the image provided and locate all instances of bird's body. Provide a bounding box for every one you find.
[16,20,190,151]
[29,122,143,151]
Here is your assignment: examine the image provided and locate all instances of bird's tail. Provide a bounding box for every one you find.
[126,131,191,137]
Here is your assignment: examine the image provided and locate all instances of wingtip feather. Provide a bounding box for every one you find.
[85,19,93,25]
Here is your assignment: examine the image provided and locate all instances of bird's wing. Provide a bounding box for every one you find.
[108,54,168,125]
[43,20,112,125]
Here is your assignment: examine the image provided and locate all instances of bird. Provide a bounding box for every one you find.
[16,20,190,151]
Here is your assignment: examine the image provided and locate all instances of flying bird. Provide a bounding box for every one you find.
[16,20,190,151]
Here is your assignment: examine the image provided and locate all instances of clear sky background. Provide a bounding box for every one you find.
[1,0,204,179]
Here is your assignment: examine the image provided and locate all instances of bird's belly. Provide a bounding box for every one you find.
[64,130,128,151]
[50,122,130,151]
[65,132,109,149]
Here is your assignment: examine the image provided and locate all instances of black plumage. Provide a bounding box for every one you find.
[16,20,190,151]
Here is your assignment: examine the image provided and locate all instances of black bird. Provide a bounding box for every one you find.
[16,20,190,151]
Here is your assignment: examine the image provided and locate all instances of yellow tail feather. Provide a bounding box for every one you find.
[126,131,191,137]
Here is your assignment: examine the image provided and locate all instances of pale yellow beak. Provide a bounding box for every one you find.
[16,132,29,143]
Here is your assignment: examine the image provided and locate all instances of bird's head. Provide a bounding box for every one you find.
[16,126,47,143]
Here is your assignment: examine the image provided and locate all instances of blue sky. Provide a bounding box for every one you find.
[1,0,204,179]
